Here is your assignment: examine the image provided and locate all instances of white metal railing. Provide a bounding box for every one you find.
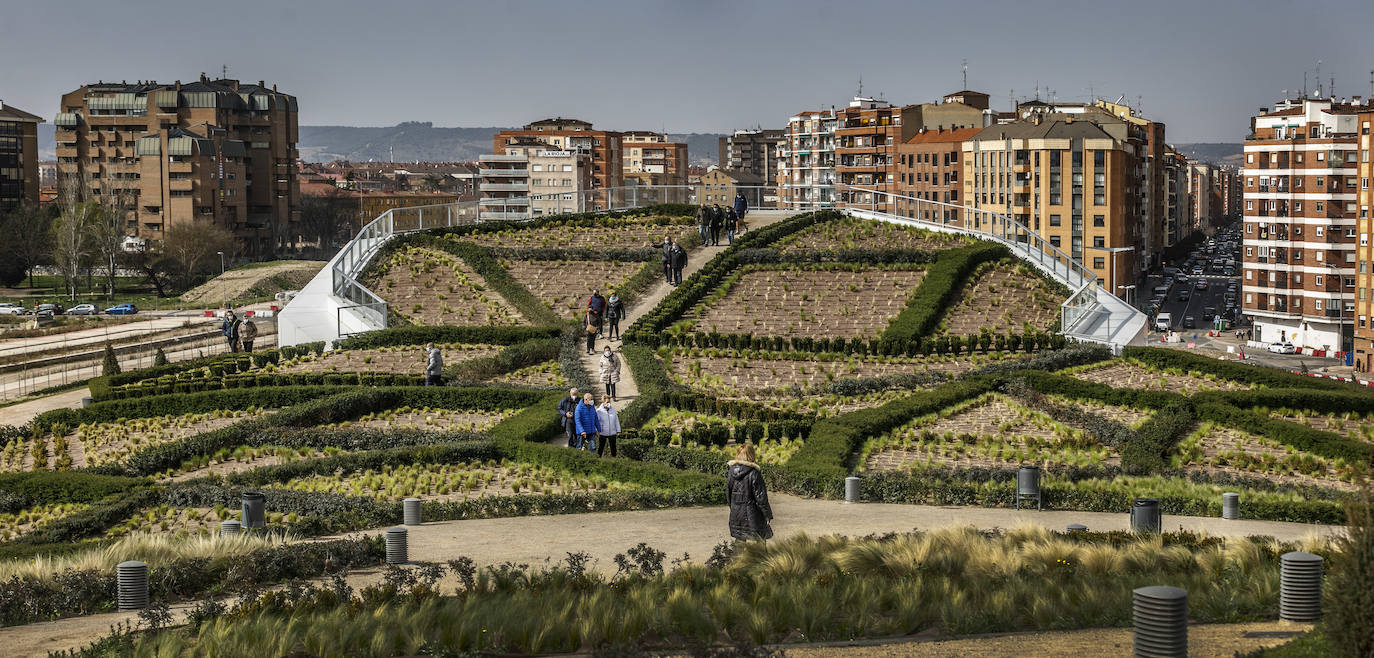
[324,183,1144,349]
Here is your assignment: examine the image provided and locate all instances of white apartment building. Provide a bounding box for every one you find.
[479,138,592,219]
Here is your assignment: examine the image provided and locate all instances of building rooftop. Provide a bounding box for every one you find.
[969,118,1113,142]
[905,126,982,145]
[0,102,43,123]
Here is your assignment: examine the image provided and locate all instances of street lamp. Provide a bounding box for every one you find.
[217,251,225,310]
[1117,284,1136,308]
[1086,246,1135,301]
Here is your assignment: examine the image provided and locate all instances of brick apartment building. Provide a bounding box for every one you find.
[778,110,836,209]
[895,126,979,225]
[1353,108,1374,371]
[0,100,43,212]
[492,118,622,191]
[1161,148,1193,247]
[1242,97,1365,352]
[621,130,688,189]
[719,129,784,185]
[55,76,300,256]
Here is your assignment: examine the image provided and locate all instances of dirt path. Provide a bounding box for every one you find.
[576,212,790,422]
[1,387,90,426]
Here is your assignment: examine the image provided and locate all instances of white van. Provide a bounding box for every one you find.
[1154,312,1172,332]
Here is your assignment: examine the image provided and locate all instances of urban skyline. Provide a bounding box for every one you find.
[3,0,1373,143]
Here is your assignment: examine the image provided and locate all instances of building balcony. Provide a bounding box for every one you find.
[478,154,528,162]
[480,211,531,220]
[479,168,529,177]
[479,196,530,206]
[480,182,529,192]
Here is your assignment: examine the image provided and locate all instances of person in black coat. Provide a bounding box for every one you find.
[670,241,687,285]
[650,234,674,284]
[724,207,738,245]
[557,388,580,447]
[709,204,724,245]
[696,205,711,244]
[727,444,773,540]
[605,292,624,341]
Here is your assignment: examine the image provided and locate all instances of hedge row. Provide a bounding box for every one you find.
[619,344,676,429]
[334,325,562,350]
[430,204,695,240]
[25,386,358,436]
[647,328,1062,355]
[880,244,1011,343]
[1197,387,1374,415]
[446,337,560,384]
[103,371,427,399]
[1123,346,1359,392]
[731,247,941,265]
[88,342,326,400]
[0,471,148,509]
[1193,401,1374,464]
[658,390,814,424]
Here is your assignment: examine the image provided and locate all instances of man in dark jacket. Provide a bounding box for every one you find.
[221,311,242,353]
[724,207,738,245]
[650,234,674,283]
[709,204,724,245]
[605,292,624,341]
[557,388,580,447]
[727,445,773,540]
[670,241,687,285]
[587,289,606,337]
[733,191,748,220]
[696,204,711,244]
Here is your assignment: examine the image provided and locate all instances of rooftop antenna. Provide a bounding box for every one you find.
[222,64,228,79]
[1369,70,1373,98]
[1303,71,1308,98]
[1330,75,1335,99]
[1034,81,1040,101]
[1009,89,1015,111]
[1316,60,1323,97]
[961,59,968,89]
[1088,83,1094,103]
[857,75,863,98]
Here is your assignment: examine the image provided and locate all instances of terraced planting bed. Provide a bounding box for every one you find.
[861,393,1113,472]
[776,216,970,252]
[365,246,524,326]
[681,266,926,338]
[723,389,925,416]
[1172,423,1357,490]
[668,352,971,393]
[939,262,1062,335]
[456,217,695,249]
[1065,360,1249,392]
[104,505,298,539]
[493,360,566,387]
[326,406,519,433]
[276,343,503,375]
[164,446,344,483]
[1043,394,1153,427]
[1265,408,1374,442]
[639,408,806,464]
[268,460,641,501]
[0,409,267,472]
[502,259,642,319]
[0,502,89,541]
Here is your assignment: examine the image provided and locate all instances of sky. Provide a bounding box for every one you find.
[3,0,1373,143]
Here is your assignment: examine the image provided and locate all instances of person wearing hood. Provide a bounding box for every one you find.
[598,345,621,401]
[726,444,773,540]
[709,204,724,245]
[595,400,621,457]
[573,392,601,452]
[605,292,625,341]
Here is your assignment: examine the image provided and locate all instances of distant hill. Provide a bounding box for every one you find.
[1174,143,1243,166]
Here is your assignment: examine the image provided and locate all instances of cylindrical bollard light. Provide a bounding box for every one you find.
[117,560,149,611]
[386,527,408,564]
[1017,465,1042,510]
[844,476,861,503]
[403,497,422,526]
[1133,585,1188,657]
[1131,497,1162,534]
[1067,523,1088,533]
[220,520,241,537]
[1280,551,1323,622]
[81,396,94,408]
[241,491,266,530]
[1221,493,1239,520]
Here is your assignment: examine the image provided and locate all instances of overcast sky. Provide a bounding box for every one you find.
[3,0,1372,142]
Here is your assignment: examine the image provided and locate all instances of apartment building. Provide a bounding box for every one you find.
[778,110,836,209]
[621,131,688,188]
[1162,148,1192,246]
[894,126,979,225]
[493,118,622,192]
[1189,162,1216,231]
[55,76,300,256]
[696,168,763,206]
[1242,97,1364,352]
[478,137,593,219]
[963,115,1142,296]
[1353,108,1374,371]
[835,94,984,213]
[719,129,784,184]
[1095,100,1167,266]
[0,101,43,212]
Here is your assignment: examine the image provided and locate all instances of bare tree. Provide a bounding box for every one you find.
[53,174,99,301]
[119,239,177,298]
[163,219,235,289]
[91,168,134,298]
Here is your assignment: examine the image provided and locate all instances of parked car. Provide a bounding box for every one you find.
[35,303,64,315]
[1154,312,1173,332]
[67,304,98,316]
[1268,342,1298,354]
[0,303,24,316]
[104,303,139,315]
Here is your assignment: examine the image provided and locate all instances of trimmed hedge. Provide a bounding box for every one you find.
[446,337,560,383]
[880,243,1011,343]
[1193,401,1374,464]
[488,391,565,444]
[429,204,696,240]
[334,325,561,350]
[732,247,941,265]
[653,328,1058,356]
[103,371,427,399]
[88,343,324,400]
[1123,346,1362,391]
[26,386,358,435]
[0,471,148,506]
[619,344,676,429]
[1198,388,1374,415]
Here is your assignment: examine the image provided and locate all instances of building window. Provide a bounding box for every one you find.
[1093,257,1105,268]
[1093,214,1104,227]
[1093,236,1105,248]
[1049,236,1061,248]
[1049,214,1061,227]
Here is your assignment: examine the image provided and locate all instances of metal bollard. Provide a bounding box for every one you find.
[1132,585,1188,657]
[220,520,241,537]
[403,498,422,526]
[1221,493,1239,520]
[844,476,860,503]
[386,527,408,564]
[117,561,149,611]
[1280,552,1323,622]
[1131,497,1162,534]
[241,491,266,530]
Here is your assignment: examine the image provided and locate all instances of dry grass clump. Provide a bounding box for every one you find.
[0,532,291,583]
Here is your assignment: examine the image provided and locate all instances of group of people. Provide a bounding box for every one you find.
[557,388,622,457]
[219,310,259,353]
[650,235,689,286]
[583,289,625,354]
[699,192,749,247]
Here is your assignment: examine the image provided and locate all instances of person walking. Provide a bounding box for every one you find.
[573,392,601,452]
[588,289,607,338]
[598,345,621,401]
[726,444,773,540]
[696,204,711,244]
[558,388,580,447]
[423,343,444,386]
[596,401,621,457]
[709,204,724,245]
[733,191,748,222]
[724,206,738,245]
[584,310,599,354]
[650,234,674,284]
[221,310,242,353]
[240,318,259,353]
[670,240,687,285]
[606,291,624,341]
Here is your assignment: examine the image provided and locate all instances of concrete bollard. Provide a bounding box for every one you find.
[403,498,422,526]
[386,527,408,564]
[240,491,266,530]
[1132,585,1188,657]
[220,520,241,537]
[844,477,861,503]
[1280,552,1323,622]
[1221,493,1239,520]
[117,561,149,611]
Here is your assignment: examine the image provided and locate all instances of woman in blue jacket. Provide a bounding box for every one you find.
[573,392,601,452]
